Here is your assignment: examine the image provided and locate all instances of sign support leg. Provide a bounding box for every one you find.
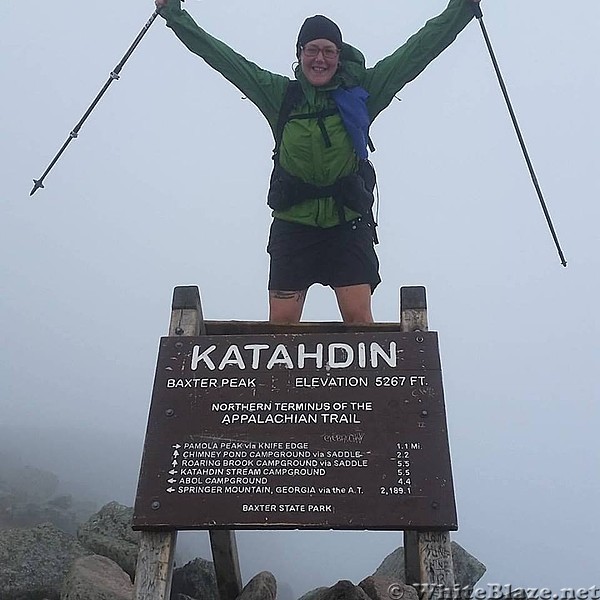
[134,286,242,600]
[210,530,243,600]
[133,531,177,600]
[400,286,455,598]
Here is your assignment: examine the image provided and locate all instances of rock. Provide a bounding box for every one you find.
[451,543,486,594]
[237,571,277,600]
[298,587,329,600]
[170,557,218,600]
[61,554,133,600]
[7,465,60,503]
[0,465,93,535]
[373,542,486,590]
[317,581,372,600]
[373,547,405,582]
[359,577,418,600]
[8,496,80,536]
[77,502,140,579]
[0,522,90,600]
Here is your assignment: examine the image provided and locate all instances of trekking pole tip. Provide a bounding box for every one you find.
[30,179,44,196]
[558,248,568,267]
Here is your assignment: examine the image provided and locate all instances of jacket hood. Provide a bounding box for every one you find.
[338,42,367,84]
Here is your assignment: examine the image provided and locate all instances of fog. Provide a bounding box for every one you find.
[2,0,599,596]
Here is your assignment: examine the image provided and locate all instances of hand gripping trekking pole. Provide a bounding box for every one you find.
[30,9,160,196]
[470,3,567,267]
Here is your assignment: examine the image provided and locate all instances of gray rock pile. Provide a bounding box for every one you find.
[0,498,486,600]
[62,555,134,600]
[237,572,277,600]
[374,542,487,591]
[0,464,97,534]
[298,543,486,600]
[77,501,140,579]
[171,557,218,599]
[0,522,91,599]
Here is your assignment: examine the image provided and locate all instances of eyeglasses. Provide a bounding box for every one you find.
[301,45,340,60]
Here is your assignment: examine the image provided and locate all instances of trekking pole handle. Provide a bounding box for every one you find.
[470,0,483,19]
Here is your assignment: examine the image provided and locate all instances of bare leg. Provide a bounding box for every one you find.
[269,290,308,323]
[334,284,374,324]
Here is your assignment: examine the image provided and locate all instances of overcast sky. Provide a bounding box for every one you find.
[1,0,599,595]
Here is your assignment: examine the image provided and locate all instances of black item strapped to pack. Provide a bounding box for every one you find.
[268,80,379,243]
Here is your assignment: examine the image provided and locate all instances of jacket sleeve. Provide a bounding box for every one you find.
[159,1,288,131]
[362,0,475,119]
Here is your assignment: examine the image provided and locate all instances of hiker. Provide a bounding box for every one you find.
[155,0,481,323]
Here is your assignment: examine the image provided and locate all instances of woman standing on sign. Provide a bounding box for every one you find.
[155,0,481,323]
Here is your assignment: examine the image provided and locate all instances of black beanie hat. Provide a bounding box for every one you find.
[296,15,343,55]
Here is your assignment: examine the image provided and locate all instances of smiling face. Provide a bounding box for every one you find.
[300,39,340,87]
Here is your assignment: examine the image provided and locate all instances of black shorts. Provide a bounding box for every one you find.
[267,217,381,292]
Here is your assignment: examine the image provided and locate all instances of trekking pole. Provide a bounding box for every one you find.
[30,9,160,196]
[470,2,567,267]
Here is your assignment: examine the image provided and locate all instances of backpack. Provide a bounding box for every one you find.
[273,80,375,162]
[268,80,379,242]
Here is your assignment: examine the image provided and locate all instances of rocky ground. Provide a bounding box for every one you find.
[0,464,486,600]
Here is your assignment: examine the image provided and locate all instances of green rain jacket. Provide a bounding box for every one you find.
[158,0,475,228]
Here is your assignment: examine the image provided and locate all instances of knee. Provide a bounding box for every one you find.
[338,300,373,323]
[334,284,374,324]
[269,290,306,323]
[341,308,374,324]
[269,310,301,324]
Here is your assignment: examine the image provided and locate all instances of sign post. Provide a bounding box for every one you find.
[401,287,455,598]
[134,286,243,600]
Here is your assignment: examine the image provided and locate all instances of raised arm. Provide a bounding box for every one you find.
[155,0,288,130]
[363,0,480,119]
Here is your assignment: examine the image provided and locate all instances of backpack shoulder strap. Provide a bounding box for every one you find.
[273,80,303,157]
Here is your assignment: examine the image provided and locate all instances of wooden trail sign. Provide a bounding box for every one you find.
[134,330,456,530]
[133,285,458,600]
